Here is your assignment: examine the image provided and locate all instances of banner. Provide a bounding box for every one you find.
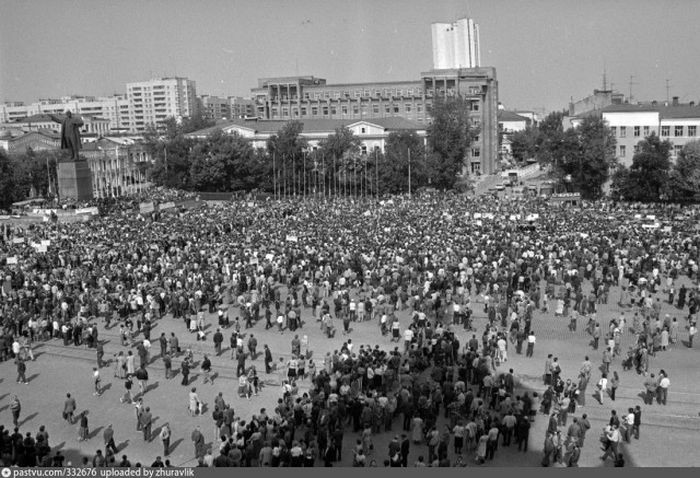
[285,235,298,243]
[139,202,155,214]
[6,257,17,265]
[75,207,99,215]
[159,202,176,211]
[12,238,24,244]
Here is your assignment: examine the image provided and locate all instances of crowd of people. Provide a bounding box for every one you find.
[1,189,699,467]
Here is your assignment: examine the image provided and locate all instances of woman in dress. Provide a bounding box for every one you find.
[114,351,126,379]
[189,387,201,416]
[411,415,424,444]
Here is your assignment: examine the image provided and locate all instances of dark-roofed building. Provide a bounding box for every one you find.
[249,67,499,174]
[186,117,427,155]
[0,129,61,154]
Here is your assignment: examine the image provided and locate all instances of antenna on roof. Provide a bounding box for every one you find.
[602,62,607,91]
[628,75,637,103]
[665,79,671,103]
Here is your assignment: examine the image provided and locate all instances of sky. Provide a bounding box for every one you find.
[1,0,699,114]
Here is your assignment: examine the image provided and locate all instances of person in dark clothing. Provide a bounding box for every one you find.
[181,360,190,386]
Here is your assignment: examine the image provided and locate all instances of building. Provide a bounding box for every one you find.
[498,109,533,163]
[126,77,197,132]
[1,96,130,133]
[198,95,256,121]
[185,117,427,154]
[81,138,152,198]
[0,128,60,154]
[431,17,480,70]
[250,67,498,174]
[2,114,111,137]
[563,89,625,129]
[571,97,700,166]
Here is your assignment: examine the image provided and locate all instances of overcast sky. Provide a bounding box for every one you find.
[1,0,699,113]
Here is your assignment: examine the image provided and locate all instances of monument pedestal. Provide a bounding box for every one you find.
[58,160,93,201]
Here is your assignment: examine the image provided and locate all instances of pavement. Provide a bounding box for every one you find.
[1,277,698,467]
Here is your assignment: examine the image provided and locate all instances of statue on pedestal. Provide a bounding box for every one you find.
[48,110,84,161]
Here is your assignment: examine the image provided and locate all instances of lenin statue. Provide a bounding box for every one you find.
[48,110,84,161]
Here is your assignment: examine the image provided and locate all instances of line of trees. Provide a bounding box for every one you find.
[611,135,700,202]
[146,97,478,196]
[509,112,617,200]
[0,148,59,211]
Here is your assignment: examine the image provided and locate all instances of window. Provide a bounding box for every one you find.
[689,126,697,137]
[471,101,480,111]
[471,148,480,157]
[372,104,379,114]
[301,107,307,116]
[473,135,480,143]
[281,107,289,117]
[619,126,626,138]
[675,126,684,137]
[619,145,626,157]
[643,126,650,137]
[634,126,640,137]
[610,126,617,137]
[341,105,348,115]
[292,108,299,117]
[311,107,318,116]
[393,105,400,113]
[322,106,329,116]
[331,106,337,115]
[674,145,682,157]
[417,104,423,113]
[361,127,366,134]
[405,103,412,113]
[352,105,359,114]
[385,104,391,114]
[661,125,670,136]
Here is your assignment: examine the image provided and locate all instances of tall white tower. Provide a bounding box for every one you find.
[431,17,481,69]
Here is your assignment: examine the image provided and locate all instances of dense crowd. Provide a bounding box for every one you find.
[1,191,698,467]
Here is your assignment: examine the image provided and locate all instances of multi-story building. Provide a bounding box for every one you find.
[2,114,111,137]
[563,89,625,129]
[572,97,700,166]
[126,77,197,132]
[431,17,481,69]
[82,138,152,198]
[198,95,256,121]
[250,67,498,174]
[1,96,130,132]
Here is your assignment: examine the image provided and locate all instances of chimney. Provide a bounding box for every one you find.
[672,96,679,106]
[691,101,696,107]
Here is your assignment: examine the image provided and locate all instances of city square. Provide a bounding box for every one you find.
[2,0,700,470]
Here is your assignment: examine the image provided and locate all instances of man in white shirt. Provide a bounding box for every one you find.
[526,332,536,357]
[623,408,635,443]
[403,328,414,353]
[658,373,670,405]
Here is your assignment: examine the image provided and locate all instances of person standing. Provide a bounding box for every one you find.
[201,355,212,384]
[160,423,171,457]
[16,357,28,384]
[657,370,670,405]
[181,359,190,386]
[96,341,105,368]
[609,371,619,401]
[93,367,102,396]
[213,329,224,356]
[103,424,118,457]
[526,331,536,357]
[602,347,612,374]
[78,411,89,442]
[688,321,697,348]
[159,333,168,358]
[63,393,77,424]
[163,352,172,380]
[10,395,21,427]
[169,333,180,357]
[135,365,149,396]
[264,345,273,374]
[597,373,608,405]
[632,406,642,439]
[140,406,153,442]
[643,374,657,405]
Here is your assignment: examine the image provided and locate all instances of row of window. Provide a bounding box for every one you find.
[297,87,424,100]
[270,102,427,118]
[612,125,697,138]
[618,144,685,157]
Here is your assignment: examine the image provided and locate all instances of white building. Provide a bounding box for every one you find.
[126,77,197,132]
[0,96,130,133]
[431,17,481,70]
[572,99,700,166]
[185,117,427,154]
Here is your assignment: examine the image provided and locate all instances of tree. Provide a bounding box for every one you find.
[550,116,616,200]
[611,133,671,202]
[668,140,700,202]
[188,130,260,192]
[378,130,428,194]
[427,96,476,189]
[267,121,308,196]
[509,125,540,163]
[317,126,361,195]
[149,135,196,189]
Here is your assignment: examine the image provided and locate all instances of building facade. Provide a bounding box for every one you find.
[186,117,427,155]
[1,96,130,133]
[250,67,498,174]
[126,77,198,132]
[571,99,700,166]
[199,95,256,121]
[431,17,481,70]
[2,114,111,137]
[81,138,152,199]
